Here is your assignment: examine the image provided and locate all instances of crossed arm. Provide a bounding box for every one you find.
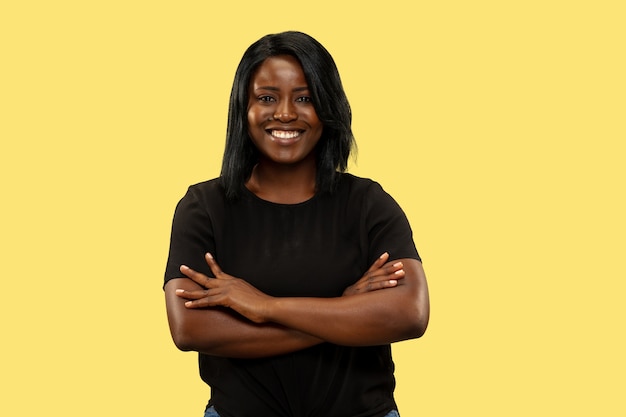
[165,252,429,359]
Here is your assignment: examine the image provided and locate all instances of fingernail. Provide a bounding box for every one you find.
[393,262,403,267]
[395,269,404,275]
[175,289,184,294]
[180,265,189,270]
[185,301,192,307]
[389,280,397,285]
[206,252,214,259]
[380,252,389,259]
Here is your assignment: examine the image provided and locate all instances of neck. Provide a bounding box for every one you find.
[246,157,317,204]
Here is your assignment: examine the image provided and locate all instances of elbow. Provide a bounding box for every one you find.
[414,301,430,338]
[166,304,195,351]
[401,304,430,340]
[412,317,429,339]
[393,258,430,341]
[402,317,428,340]
[171,330,196,352]
[413,304,430,338]
[169,321,197,352]
[407,276,430,339]
[165,282,209,352]
[167,313,220,353]
[167,311,210,352]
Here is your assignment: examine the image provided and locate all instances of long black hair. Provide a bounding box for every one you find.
[220,31,355,199]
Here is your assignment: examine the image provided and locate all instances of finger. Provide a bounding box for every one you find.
[366,252,389,273]
[383,261,405,276]
[368,260,404,277]
[355,278,400,294]
[175,288,209,300]
[184,297,215,308]
[205,253,225,278]
[374,267,406,281]
[354,269,405,291]
[180,265,212,287]
[370,279,399,290]
[184,287,227,308]
[364,261,404,281]
[178,288,223,308]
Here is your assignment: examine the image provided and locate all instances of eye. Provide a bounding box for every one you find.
[258,95,275,103]
[296,96,312,103]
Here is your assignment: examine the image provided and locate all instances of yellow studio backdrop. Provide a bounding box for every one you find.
[1,1,624,416]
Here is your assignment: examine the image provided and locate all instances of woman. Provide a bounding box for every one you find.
[164,31,429,417]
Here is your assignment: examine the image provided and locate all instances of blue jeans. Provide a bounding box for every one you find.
[204,406,400,417]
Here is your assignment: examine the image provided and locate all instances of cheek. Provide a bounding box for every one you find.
[247,107,256,125]
[309,113,323,135]
[248,106,268,127]
[303,108,322,127]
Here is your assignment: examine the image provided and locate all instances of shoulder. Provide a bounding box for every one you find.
[180,177,228,206]
[326,173,406,220]
[338,173,376,192]
[337,174,420,262]
[172,177,227,219]
[337,173,408,218]
[337,173,392,201]
[186,177,225,198]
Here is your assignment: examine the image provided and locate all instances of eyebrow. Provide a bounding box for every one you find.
[254,86,310,92]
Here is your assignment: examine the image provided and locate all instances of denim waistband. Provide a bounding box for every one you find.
[204,406,400,417]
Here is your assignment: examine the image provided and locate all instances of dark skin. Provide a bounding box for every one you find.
[165,252,421,358]
[164,55,430,358]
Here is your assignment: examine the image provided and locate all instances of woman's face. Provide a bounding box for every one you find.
[247,55,323,166]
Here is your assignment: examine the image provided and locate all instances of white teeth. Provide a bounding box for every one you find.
[271,130,301,139]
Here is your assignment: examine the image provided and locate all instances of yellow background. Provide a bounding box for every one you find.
[1,1,624,415]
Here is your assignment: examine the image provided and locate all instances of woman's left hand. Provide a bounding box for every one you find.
[342,252,406,296]
[175,253,273,324]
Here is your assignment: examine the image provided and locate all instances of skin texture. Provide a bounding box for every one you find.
[247,55,324,168]
[173,253,429,347]
[245,55,324,204]
[164,55,430,358]
[165,253,418,358]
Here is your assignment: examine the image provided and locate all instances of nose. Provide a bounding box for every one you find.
[273,100,297,122]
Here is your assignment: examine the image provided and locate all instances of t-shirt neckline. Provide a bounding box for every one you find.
[241,184,320,208]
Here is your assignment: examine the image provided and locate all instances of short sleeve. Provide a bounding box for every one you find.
[164,187,216,287]
[363,182,420,265]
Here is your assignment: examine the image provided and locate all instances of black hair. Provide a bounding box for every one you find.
[220,31,355,199]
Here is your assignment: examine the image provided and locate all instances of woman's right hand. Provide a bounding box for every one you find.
[176,253,276,324]
[342,252,406,296]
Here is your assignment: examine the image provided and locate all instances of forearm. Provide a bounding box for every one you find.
[264,259,429,346]
[165,278,322,358]
[266,293,420,346]
[170,258,429,349]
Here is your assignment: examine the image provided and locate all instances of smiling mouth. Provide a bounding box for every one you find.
[268,130,302,139]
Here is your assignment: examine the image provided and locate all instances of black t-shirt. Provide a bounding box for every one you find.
[165,173,420,417]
